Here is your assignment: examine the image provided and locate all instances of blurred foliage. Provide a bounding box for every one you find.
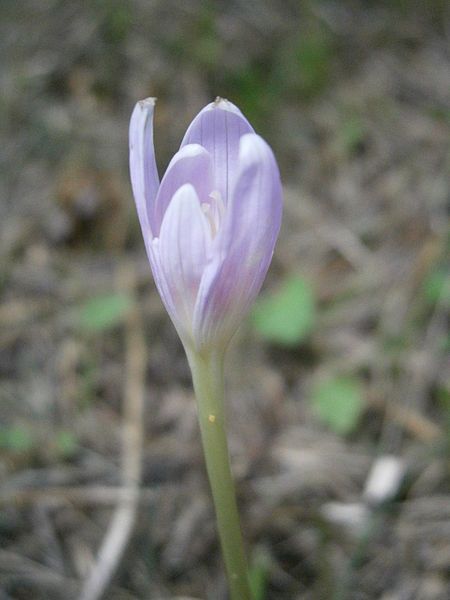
[423,269,450,306]
[0,426,33,453]
[312,376,364,435]
[165,4,222,70]
[77,292,132,332]
[252,276,316,346]
[0,426,78,459]
[249,553,270,600]
[336,114,367,156]
[438,386,450,443]
[162,3,336,129]
[55,430,78,458]
[190,6,222,70]
[274,29,333,100]
[225,25,334,128]
[97,0,132,44]
[223,64,278,129]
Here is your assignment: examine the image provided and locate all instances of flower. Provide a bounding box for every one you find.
[129,97,282,353]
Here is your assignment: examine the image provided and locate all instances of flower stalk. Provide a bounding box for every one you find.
[187,349,253,600]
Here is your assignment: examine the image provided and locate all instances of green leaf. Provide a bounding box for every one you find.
[312,376,364,435]
[252,276,315,346]
[249,548,271,600]
[249,564,268,600]
[0,426,33,452]
[78,292,132,332]
[423,270,450,306]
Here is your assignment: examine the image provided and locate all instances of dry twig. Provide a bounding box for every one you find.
[78,265,147,600]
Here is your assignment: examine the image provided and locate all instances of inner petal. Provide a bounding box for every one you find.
[153,144,213,237]
[158,183,213,336]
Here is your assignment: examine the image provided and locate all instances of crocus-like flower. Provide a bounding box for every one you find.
[129,98,282,353]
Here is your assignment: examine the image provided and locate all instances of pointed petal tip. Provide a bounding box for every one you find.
[213,96,229,107]
[200,97,245,116]
[181,99,255,203]
[137,97,157,108]
[130,98,157,127]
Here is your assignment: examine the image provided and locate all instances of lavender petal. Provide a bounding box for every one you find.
[180,99,254,205]
[153,144,213,237]
[158,183,212,343]
[193,133,282,349]
[129,98,160,243]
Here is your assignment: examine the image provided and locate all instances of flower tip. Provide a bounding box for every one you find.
[213,96,232,109]
[137,97,157,109]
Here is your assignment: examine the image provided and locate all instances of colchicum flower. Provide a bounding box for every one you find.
[130,98,282,600]
[129,98,282,353]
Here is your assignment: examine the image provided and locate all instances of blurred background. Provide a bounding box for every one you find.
[1,1,449,599]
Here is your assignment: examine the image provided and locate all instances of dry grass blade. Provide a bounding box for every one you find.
[78,265,147,600]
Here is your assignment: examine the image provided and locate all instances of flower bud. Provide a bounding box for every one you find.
[129,98,282,353]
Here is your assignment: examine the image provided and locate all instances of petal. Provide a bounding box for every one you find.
[129,98,160,242]
[153,144,213,237]
[193,133,282,350]
[180,98,254,205]
[158,183,212,342]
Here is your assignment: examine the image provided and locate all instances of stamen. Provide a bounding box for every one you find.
[202,190,225,238]
[209,190,226,222]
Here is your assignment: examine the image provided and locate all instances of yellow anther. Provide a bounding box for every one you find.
[208,414,216,423]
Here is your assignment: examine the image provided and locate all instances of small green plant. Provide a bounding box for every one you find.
[78,292,132,332]
[0,426,33,452]
[312,376,364,435]
[252,276,316,346]
[423,269,450,306]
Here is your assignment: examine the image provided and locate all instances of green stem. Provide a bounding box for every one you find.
[188,349,253,600]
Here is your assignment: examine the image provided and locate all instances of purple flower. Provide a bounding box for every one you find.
[129,98,282,353]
